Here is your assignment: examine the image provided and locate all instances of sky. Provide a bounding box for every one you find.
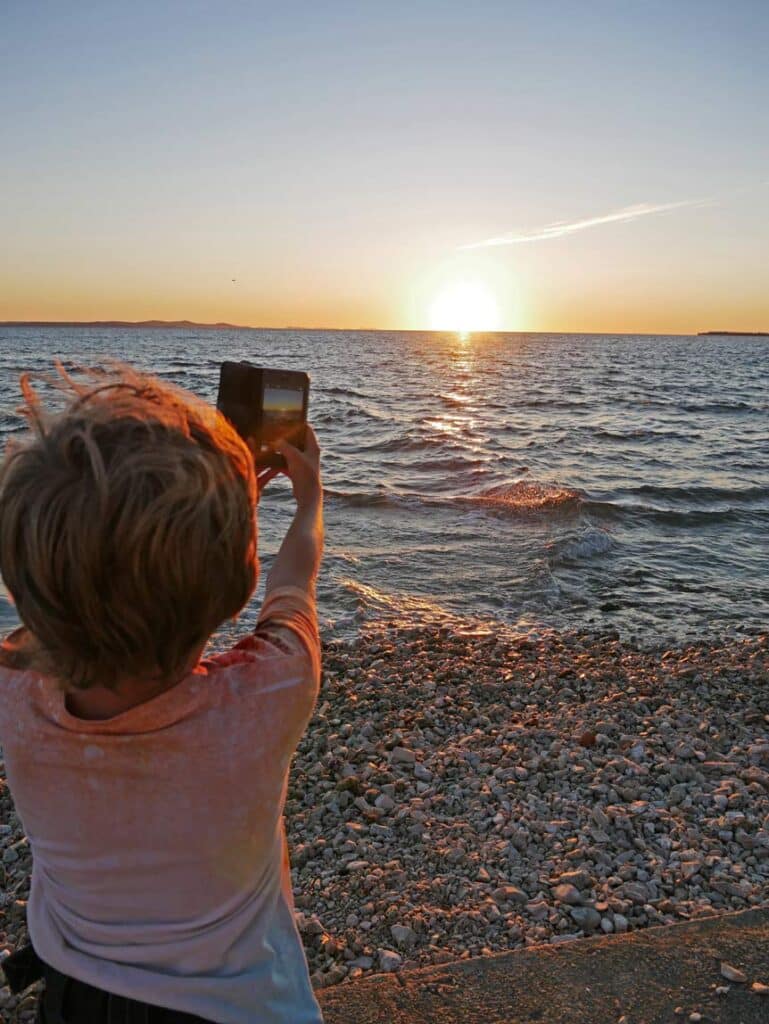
[1,0,768,333]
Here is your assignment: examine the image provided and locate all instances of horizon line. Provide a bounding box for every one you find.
[1,320,766,338]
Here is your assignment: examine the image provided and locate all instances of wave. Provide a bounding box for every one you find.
[513,397,591,410]
[314,405,392,425]
[325,476,769,530]
[324,487,399,508]
[626,482,769,504]
[324,479,582,516]
[618,398,764,414]
[679,400,763,414]
[332,577,540,641]
[585,427,698,442]
[463,480,583,514]
[338,578,453,622]
[407,456,490,473]
[351,434,473,455]
[438,392,475,407]
[438,391,507,411]
[549,528,614,564]
[320,385,379,400]
[583,499,768,527]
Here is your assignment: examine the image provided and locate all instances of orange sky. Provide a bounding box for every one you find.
[2,5,767,335]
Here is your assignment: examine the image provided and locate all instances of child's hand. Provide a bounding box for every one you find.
[245,437,281,499]
[274,426,322,510]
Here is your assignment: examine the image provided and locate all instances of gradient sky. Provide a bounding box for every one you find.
[2,1,768,333]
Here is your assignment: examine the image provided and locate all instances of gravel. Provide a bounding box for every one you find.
[287,626,769,988]
[1,624,768,1012]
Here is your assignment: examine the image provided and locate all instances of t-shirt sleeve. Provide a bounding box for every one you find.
[253,585,321,680]
[204,587,321,750]
[206,586,320,687]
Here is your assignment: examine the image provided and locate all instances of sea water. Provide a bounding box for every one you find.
[0,327,767,643]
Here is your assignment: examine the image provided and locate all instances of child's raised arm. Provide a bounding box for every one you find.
[263,426,323,599]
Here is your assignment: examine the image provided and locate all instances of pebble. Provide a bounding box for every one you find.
[621,882,649,905]
[378,949,402,972]
[344,860,369,872]
[720,961,747,983]
[390,747,416,765]
[348,956,373,970]
[554,869,593,891]
[492,886,527,905]
[527,900,550,921]
[591,806,610,829]
[569,906,601,932]
[553,883,583,906]
[390,924,417,947]
[751,981,769,995]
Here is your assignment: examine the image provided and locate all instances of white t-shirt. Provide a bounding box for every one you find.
[0,586,323,1024]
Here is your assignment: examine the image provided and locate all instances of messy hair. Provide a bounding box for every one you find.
[0,362,257,690]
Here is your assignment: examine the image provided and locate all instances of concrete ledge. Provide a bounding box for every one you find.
[318,909,769,1023]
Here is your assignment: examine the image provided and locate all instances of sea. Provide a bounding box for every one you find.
[0,327,767,646]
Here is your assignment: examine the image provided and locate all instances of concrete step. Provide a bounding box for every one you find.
[318,908,769,1024]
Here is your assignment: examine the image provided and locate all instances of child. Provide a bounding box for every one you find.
[0,363,324,1023]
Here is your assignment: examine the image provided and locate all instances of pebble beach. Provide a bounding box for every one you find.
[288,626,769,988]
[1,626,767,1017]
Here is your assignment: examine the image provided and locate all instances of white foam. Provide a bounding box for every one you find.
[554,528,614,563]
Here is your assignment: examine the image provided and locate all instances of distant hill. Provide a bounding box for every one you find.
[699,330,768,336]
[0,319,250,330]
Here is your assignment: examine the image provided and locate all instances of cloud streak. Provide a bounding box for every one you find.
[461,197,713,250]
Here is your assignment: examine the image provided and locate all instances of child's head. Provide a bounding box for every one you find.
[0,362,257,691]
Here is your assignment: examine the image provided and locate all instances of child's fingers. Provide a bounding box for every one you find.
[303,425,320,464]
[276,427,319,466]
[257,467,281,490]
[272,444,305,490]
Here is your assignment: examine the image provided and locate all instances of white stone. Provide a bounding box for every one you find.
[720,962,747,983]
[378,949,402,972]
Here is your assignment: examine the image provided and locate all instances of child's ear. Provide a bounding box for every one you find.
[0,627,35,670]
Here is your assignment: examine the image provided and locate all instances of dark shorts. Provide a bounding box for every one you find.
[3,944,214,1024]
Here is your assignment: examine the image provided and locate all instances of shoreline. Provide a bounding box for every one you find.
[0,625,767,1014]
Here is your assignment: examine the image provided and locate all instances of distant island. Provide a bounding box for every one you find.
[0,319,250,330]
[698,330,769,336]
[2,321,766,336]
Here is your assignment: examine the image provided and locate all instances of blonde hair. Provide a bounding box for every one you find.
[0,362,257,690]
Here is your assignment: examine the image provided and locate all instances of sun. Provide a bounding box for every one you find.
[429,281,501,333]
